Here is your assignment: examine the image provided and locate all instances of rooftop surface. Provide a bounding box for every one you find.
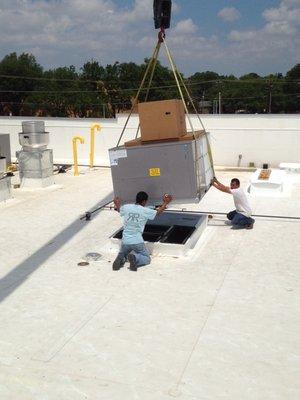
[0,168,299,400]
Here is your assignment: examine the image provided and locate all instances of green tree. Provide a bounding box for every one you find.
[142,59,179,102]
[0,52,43,115]
[28,66,81,117]
[106,62,141,114]
[100,60,177,116]
[101,62,124,116]
[80,60,109,117]
[263,73,285,114]
[188,71,220,112]
[284,64,300,113]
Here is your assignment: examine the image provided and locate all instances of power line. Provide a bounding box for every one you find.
[0,79,215,93]
[193,93,300,101]
[0,74,131,84]
[1,83,299,94]
[0,82,191,93]
[216,79,298,84]
[0,81,214,93]
[0,73,215,85]
[0,100,132,107]
[0,73,299,86]
[1,92,299,108]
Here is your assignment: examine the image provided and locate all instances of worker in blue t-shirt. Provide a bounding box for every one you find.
[113,191,173,271]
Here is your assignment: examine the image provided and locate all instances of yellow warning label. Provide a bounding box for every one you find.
[149,168,161,177]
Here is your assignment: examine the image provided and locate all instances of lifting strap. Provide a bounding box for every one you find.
[116,41,161,147]
[162,37,215,177]
[115,30,216,192]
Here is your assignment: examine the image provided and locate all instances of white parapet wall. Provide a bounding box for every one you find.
[0,114,299,168]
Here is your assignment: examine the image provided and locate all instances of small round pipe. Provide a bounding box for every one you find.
[89,124,101,168]
[72,136,85,176]
[164,209,300,221]
[80,203,300,222]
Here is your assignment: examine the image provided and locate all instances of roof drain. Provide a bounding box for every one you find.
[111,211,207,257]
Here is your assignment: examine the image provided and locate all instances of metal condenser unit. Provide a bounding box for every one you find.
[109,134,214,205]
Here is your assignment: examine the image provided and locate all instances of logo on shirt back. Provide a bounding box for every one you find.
[127,213,140,223]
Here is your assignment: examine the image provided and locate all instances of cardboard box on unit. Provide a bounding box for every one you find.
[138,99,187,142]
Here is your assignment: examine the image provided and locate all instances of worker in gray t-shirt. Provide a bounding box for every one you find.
[113,192,172,271]
[211,177,255,229]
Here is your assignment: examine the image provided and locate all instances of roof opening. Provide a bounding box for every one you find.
[112,224,196,245]
[113,224,171,243]
[111,211,207,256]
[161,225,196,245]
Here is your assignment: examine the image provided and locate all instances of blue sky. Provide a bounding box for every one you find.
[173,1,279,30]
[113,1,282,37]
[0,0,299,77]
[113,1,284,35]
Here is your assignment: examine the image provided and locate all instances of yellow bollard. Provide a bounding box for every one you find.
[89,123,101,168]
[72,136,85,176]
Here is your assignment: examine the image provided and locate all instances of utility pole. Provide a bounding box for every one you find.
[213,99,218,114]
[214,99,219,114]
[218,91,222,114]
[268,81,273,113]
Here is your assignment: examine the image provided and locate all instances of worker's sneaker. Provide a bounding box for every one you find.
[128,253,137,271]
[246,223,254,230]
[112,255,125,271]
[231,225,244,230]
[246,218,255,229]
[225,220,232,226]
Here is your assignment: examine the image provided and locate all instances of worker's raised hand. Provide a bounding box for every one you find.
[156,194,173,216]
[113,197,121,211]
[163,194,172,204]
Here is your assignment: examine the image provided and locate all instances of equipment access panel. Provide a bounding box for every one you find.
[109,135,214,205]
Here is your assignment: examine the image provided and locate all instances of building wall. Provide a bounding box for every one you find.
[0,114,299,167]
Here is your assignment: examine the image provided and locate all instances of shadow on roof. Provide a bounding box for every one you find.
[0,192,113,303]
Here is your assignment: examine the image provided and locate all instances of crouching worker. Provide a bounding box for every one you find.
[211,177,255,229]
[113,192,173,271]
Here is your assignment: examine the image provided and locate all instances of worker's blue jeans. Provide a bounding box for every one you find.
[227,210,254,227]
[118,243,151,267]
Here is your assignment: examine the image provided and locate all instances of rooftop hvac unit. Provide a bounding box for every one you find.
[109,133,214,205]
[0,134,11,165]
[0,135,12,202]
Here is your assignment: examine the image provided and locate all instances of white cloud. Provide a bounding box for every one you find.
[229,0,300,40]
[225,0,300,73]
[173,19,198,35]
[228,30,256,41]
[218,7,241,23]
[262,0,300,35]
[0,0,298,76]
[0,0,152,66]
[171,1,180,14]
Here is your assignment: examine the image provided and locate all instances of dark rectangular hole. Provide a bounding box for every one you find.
[144,224,171,234]
[113,230,123,239]
[113,223,197,245]
[161,225,196,245]
[142,232,162,242]
[112,225,171,243]
[143,224,171,241]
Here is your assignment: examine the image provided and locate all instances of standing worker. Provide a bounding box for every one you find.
[211,177,255,229]
[113,192,173,271]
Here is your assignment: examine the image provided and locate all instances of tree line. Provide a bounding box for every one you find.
[0,52,299,117]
